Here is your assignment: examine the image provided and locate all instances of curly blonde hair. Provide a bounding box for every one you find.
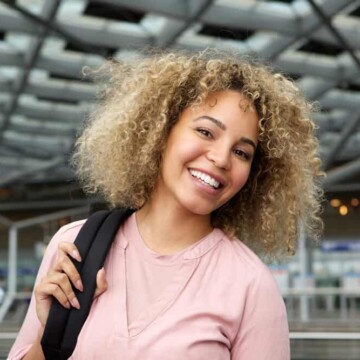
[72,49,323,257]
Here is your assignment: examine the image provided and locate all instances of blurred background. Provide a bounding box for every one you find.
[0,0,359,359]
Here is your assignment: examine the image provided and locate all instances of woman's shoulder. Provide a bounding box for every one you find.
[216,230,275,283]
[212,230,284,316]
[45,219,87,255]
[58,219,87,238]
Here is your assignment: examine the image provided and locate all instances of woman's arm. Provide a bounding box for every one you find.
[8,220,108,360]
[21,328,45,360]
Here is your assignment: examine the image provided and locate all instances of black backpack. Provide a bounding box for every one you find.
[41,208,134,360]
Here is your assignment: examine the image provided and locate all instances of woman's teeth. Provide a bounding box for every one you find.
[189,170,220,189]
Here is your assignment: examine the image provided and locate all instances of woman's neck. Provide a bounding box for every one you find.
[136,197,213,255]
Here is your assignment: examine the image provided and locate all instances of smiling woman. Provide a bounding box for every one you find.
[154,90,258,222]
[72,51,323,255]
[9,49,323,360]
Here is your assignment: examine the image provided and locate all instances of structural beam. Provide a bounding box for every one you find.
[0,0,61,136]
[322,113,360,170]
[308,0,360,74]
[155,0,214,47]
[0,199,95,211]
[323,158,360,189]
[0,156,65,186]
[0,0,108,56]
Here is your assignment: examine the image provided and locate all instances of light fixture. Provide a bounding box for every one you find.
[330,198,341,207]
[339,205,348,216]
[350,198,359,207]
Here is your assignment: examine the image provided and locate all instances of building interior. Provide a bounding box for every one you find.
[0,0,360,359]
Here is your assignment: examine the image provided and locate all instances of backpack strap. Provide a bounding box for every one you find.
[41,208,134,360]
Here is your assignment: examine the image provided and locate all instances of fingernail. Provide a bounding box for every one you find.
[76,279,83,292]
[72,250,81,262]
[71,297,80,309]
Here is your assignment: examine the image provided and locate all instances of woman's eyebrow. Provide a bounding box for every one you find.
[194,116,226,130]
[194,115,257,150]
[240,137,257,151]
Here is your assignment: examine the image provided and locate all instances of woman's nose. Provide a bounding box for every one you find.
[206,146,231,170]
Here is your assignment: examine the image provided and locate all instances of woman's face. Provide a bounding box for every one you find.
[155,90,259,217]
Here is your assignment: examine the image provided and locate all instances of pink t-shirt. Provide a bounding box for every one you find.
[8,213,290,360]
[124,214,184,326]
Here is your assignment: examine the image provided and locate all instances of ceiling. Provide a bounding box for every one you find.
[1,0,360,209]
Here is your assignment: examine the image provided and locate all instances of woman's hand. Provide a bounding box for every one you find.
[34,241,108,327]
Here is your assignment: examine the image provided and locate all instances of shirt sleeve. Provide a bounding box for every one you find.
[230,266,290,360]
[7,222,83,360]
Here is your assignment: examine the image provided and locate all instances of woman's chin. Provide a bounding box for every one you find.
[179,200,218,217]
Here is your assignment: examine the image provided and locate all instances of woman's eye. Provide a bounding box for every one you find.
[234,149,250,160]
[196,128,213,138]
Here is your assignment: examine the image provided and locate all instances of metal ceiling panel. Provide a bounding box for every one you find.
[0,0,359,198]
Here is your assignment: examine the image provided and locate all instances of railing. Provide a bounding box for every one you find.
[290,332,360,339]
[281,287,360,321]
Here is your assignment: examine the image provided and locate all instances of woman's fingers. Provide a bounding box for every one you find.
[49,242,108,303]
[35,282,71,310]
[35,241,85,327]
[53,242,83,292]
[34,270,82,327]
[93,268,108,299]
[39,272,80,309]
[58,241,82,262]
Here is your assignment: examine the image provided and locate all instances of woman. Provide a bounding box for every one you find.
[9,50,323,359]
